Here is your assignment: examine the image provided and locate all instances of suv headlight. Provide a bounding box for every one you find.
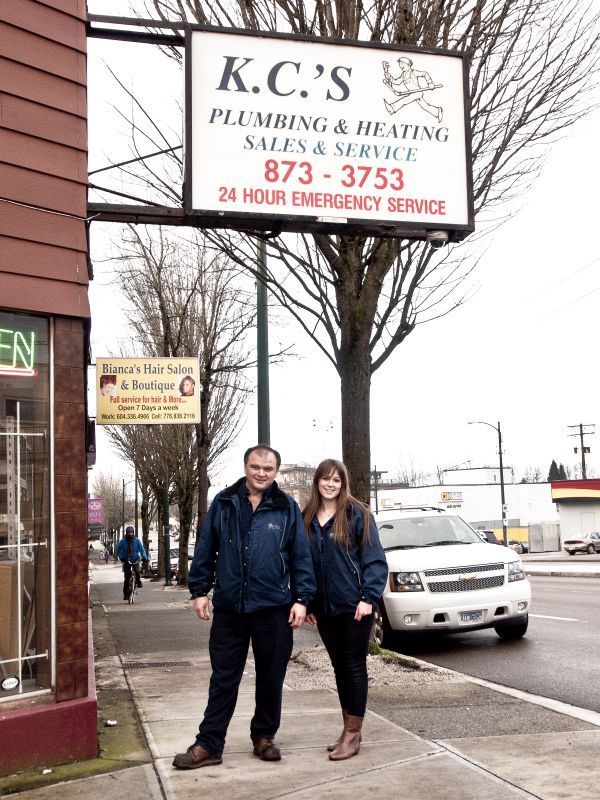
[507,561,525,582]
[389,572,424,592]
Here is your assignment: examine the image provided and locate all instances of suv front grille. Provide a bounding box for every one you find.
[424,562,504,577]
[428,575,505,593]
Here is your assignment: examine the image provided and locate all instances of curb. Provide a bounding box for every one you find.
[524,570,600,578]
[384,648,600,729]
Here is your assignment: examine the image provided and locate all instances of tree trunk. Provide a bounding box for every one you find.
[177,482,194,585]
[140,486,151,577]
[195,378,211,538]
[339,348,371,506]
[154,484,167,579]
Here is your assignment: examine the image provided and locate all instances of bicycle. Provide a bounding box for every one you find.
[123,561,141,604]
[127,567,137,604]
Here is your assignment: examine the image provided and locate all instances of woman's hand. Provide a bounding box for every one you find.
[354,601,372,621]
[306,613,317,625]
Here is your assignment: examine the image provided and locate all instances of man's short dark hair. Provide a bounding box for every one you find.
[243,444,281,470]
[125,526,135,534]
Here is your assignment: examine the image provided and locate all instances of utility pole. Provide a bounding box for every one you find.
[568,423,595,479]
[370,465,388,513]
[468,421,508,546]
[496,422,508,547]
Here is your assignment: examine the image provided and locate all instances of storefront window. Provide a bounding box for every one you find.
[0,312,51,698]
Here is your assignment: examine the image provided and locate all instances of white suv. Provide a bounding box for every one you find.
[372,506,531,647]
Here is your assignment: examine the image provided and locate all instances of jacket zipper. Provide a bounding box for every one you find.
[320,523,331,615]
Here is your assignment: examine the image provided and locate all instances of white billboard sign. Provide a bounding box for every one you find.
[185,28,474,240]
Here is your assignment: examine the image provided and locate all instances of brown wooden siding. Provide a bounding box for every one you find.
[2,1,87,52]
[1,58,87,116]
[0,4,93,761]
[0,94,87,149]
[0,128,87,181]
[0,0,89,318]
[0,236,87,283]
[0,21,86,82]
[0,202,87,251]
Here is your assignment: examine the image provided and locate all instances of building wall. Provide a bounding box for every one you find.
[0,0,89,317]
[373,482,558,530]
[0,0,95,774]
[554,503,600,540]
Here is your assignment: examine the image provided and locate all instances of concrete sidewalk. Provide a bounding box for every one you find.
[4,561,600,800]
[521,552,600,578]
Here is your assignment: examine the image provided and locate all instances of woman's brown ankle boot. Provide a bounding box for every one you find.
[329,714,363,761]
[327,709,348,752]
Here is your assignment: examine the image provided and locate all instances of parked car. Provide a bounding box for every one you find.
[372,506,531,648]
[476,529,502,545]
[508,540,529,554]
[562,531,600,555]
[149,548,179,576]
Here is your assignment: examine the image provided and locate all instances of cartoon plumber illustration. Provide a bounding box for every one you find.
[382,57,443,122]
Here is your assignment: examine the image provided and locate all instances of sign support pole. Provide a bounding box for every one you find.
[257,239,270,444]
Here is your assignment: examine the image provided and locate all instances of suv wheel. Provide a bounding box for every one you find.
[566,550,575,555]
[587,544,595,554]
[494,614,528,640]
[372,603,398,649]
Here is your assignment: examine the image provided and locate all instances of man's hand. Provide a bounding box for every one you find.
[288,603,306,628]
[354,601,373,621]
[194,596,211,620]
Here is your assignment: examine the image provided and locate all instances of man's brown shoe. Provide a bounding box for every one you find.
[172,743,222,769]
[253,737,281,761]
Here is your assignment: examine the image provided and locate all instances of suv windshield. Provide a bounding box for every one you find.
[377,515,483,550]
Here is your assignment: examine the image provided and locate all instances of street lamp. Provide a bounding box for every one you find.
[121,472,138,537]
[468,420,508,547]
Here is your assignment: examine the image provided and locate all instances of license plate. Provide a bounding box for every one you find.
[460,610,483,623]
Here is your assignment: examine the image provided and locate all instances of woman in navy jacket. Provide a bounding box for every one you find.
[303,459,387,761]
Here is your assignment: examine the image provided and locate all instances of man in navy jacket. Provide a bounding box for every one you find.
[173,444,316,770]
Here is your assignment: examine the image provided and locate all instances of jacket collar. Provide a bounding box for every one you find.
[221,476,289,509]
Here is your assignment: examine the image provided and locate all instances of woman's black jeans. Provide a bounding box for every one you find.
[317,612,372,718]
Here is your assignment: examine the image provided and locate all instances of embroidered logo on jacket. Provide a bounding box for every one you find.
[267,522,281,531]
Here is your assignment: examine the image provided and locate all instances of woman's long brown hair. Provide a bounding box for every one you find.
[303,459,371,548]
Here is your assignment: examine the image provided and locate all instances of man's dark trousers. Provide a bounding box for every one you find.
[195,606,293,756]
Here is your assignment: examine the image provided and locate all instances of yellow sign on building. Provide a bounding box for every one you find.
[96,357,201,425]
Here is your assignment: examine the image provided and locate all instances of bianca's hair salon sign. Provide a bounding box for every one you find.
[96,357,201,425]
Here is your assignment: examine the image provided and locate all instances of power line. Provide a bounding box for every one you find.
[529,256,600,301]
[540,286,600,321]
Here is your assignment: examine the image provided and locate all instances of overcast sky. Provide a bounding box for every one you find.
[87,10,600,492]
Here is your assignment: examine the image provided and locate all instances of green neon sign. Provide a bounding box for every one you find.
[0,327,37,376]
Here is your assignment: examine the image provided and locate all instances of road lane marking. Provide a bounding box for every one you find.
[530,613,579,621]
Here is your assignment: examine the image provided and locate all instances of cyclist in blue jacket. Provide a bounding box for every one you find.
[304,458,387,762]
[117,526,148,600]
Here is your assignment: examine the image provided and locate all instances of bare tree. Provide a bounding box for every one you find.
[103,225,256,582]
[397,462,431,487]
[519,465,544,483]
[94,0,599,502]
[105,423,176,576]
[278,463,316,507]
[91,470,135,550]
